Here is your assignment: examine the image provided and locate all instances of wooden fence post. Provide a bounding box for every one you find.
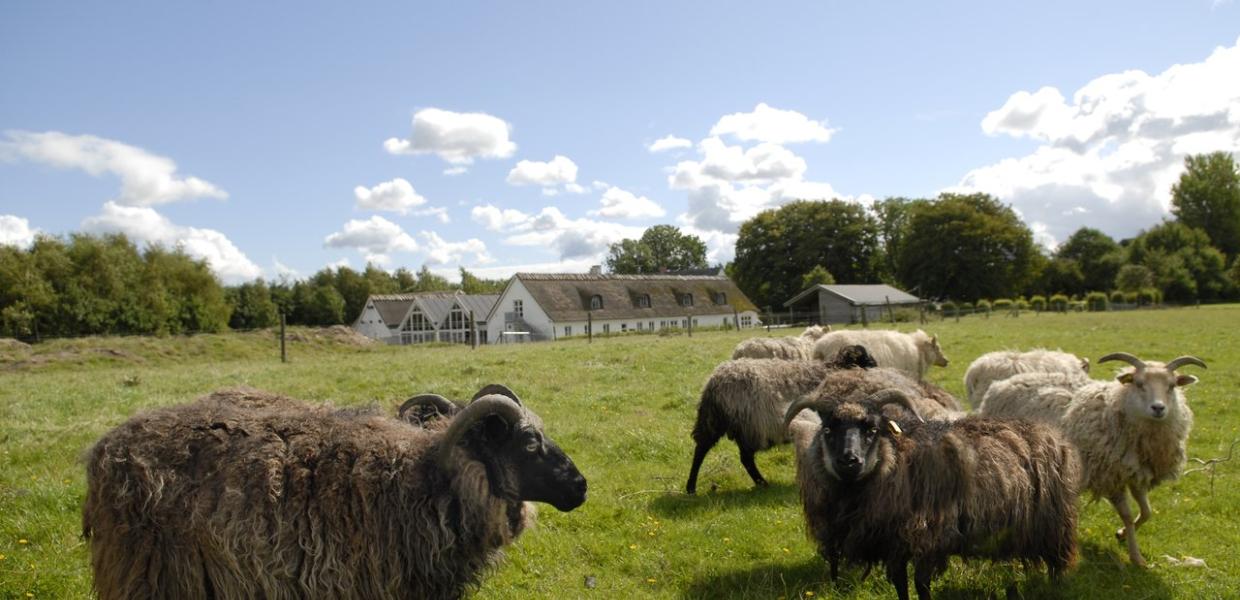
[886,296,894,324]
[733,308,739,329]
[687,312,693,337]
[280,312,287,363]
[766,306,772,333]
[470,310,477,350]
[588,312,593,343]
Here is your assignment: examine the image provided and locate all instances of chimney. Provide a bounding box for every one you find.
[589,265,602,276]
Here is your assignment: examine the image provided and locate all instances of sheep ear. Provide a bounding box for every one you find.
[1117,372,1134,384]
[1080,358,1090,373]
[1176,374,1199,387]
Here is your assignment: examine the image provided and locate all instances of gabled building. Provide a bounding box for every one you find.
[784,284,922,325]
[485,272,761,343]
[353,292,499,345]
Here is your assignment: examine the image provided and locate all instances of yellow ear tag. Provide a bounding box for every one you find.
[887,421,902,436]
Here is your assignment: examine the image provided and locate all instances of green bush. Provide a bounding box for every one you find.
[1085,291,1109,311]
[1049,293,1070,312]
[1069,300,1087,312]
[1138,288,1159,306]
[976,299,992,312]
[941,300,957,313]
[1030,295,1047,311]
[1015,297,1030,310]
[1124,291,1139,304]
[993,298,1013,311]
[1110,290,1126,304]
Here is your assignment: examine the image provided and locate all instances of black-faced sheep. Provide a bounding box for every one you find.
[82,386,587,600]
[812,329,949,380]
[730,325,831,360]
[685,346,878,494]
[980,353,1206,566]
[786,389,1080,600]
[963,349,1091,408]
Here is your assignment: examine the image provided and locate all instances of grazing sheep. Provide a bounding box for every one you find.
[964,349,1091,408]
[730,325,831,360]
[83,386,588,600]
[812,329,948,380]
[787,389,1080,600]
[685,346,878,494]
[980,353,1206,566]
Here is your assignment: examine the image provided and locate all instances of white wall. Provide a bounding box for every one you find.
[353,304,396,341]
[545,310,762,339]
[486,279,558,343]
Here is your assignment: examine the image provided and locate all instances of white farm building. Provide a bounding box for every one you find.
[352,291,499,345]
[484,272,762,343]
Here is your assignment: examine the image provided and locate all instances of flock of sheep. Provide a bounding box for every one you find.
[80,325,1206,599]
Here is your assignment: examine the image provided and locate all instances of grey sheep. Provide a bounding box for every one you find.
[83,385,587,599]
[980,353,1206,566]
[787,389,1080,600]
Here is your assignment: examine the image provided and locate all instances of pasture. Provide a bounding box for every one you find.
[1,306,1237,599]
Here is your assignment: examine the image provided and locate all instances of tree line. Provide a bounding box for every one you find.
[0,234,505,339]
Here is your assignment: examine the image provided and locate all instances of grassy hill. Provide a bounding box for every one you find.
[2,306,1237,598]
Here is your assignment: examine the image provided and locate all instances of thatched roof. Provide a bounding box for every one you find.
[511,273,758,322]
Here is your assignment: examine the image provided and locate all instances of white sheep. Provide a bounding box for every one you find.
[731,325,831,360]
[979,353,1206,566]
[811,329,948,380]
[964,349,1091,408]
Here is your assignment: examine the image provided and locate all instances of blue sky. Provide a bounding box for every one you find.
[2,1,1239,283]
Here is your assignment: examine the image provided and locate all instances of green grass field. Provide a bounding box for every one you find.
[2,307,1238,599]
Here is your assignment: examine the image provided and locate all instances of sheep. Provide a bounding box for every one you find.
[685,347,961,494]
[82,385,588,600]
[730,324,831,360]
[812,329,949,380]
[786,389,1080,600]
[963,349,1091,408]
[980,353,1206,566]
[398,383,521,426]
[685,346,877,494]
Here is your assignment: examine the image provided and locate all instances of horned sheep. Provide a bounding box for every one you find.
[963,349,1090,408]
[83,386,587,600]
[812,329,948,380]
[730,325,831,360]
[787,389,1080,600]
[980,353,1206,566]
[685,347,961,494]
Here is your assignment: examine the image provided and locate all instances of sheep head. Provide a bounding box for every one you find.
[915,330,950,367]
[828,344,878,370]
[1100,353,1206,422]
[785,389,918,482]
[438,394,587,512]
[801,325,830,341]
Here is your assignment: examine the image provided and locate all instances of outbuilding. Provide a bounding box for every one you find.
[783,284,922,325]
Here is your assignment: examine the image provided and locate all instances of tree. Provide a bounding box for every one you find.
[411,265,452,292]
[872,197,930,282]
[896,193,1036,301]
[1037,257,1085,296]
[606,225,708,274]
[801,265,836,289]
[1127,221,1228,302]
[459,268,505,294]
[227,279,279,329]
[1115,264,1154,293]
[733,200,881,309]
[1171,151,1240,260]
[1056,228,1123,292]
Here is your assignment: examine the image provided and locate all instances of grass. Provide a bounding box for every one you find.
[1,307,1238,599]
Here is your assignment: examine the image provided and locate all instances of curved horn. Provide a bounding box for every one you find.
[784,397,836,431]
[1098,352,1147,372]
[1165,355,1207,371]
[471,383,521,405]
[866,388,924,423]
[398,393,460,422]
[437,395,526,470]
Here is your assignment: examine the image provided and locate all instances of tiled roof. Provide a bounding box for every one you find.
[514,273,758,322]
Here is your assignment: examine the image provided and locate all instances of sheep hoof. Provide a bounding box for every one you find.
[1131,554,1148,568]
[1115,528,1127,543]
[754,479,769,488]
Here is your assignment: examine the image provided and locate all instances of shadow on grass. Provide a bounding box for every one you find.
[647,482,799,519]
[679,556,839,600]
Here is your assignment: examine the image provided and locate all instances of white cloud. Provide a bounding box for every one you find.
[327,257,352,270]
[443,166,468,176]
[272,256,300,279]
[691,137,807,182]
[353,178,426,214]
[954,36,1240,244]
[471,203,644,259]
[420,231,492,265]
[81,202,261,283]
[591,186,666,219]
[506,155,579,187]
[565,182,586,194]
[324,216,420,255]
[710,103,836,144]
[0,215,39,248]
[0,130,227,206]
[591,180,609,190]
[383,107,516,166]
[648,135,692,153]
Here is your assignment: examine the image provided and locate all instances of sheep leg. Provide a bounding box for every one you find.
[685,431,722,495]
[737,442,768,488]
[1132,486,1153,530]
[885,559,911,600]
[912,560,934,600]
[1107,492,1146,567]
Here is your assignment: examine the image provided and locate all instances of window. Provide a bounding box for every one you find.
[513,299,524,318]
[448,307,467,330]
[683,318,689,328]
[681,293,694,307]
[636,322,642,331]
[713,292,727,305]
[621,323,628,332]
[741,315,753,327]
[636,294,651,308]
[650,321,655,330]
[603,323,611,334]
[590,295,603,310]
[693,318,699,326]
[565,325,572,336]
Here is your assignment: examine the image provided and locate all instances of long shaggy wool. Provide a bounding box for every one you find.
[798,413,1080,584]
[964,349,1090,408]
[83,387,532,600]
